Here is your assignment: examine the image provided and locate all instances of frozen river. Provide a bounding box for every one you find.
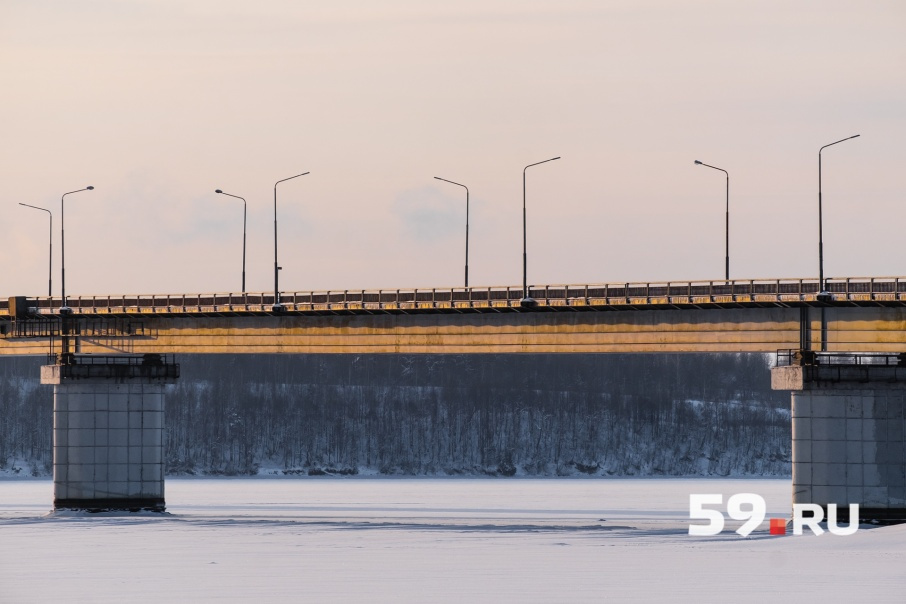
[1,477,904,602]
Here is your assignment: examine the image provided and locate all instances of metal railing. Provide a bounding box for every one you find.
[776,349,906,367]
[51,352,174,365]
[47,353,180,379]
[3,275,906,317]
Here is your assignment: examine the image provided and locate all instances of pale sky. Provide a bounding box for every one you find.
[1,1,904,297]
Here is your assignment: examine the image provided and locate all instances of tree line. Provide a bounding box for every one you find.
[0,353,790,477]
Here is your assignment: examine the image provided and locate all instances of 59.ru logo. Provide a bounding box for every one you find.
[688,494,859,537]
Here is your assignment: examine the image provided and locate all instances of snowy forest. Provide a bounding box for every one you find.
[0,353,791,478]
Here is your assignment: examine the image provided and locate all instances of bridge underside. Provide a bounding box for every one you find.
[3,305,906,355]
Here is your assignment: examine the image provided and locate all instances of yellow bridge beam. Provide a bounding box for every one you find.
[3,306,906,355]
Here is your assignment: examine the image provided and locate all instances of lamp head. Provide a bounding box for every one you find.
[694,160,703,165]
[215,189,223,194]
[87,186,94,190]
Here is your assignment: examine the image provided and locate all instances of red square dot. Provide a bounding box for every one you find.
[769,518,787,535]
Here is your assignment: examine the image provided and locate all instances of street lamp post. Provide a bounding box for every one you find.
[60,186,94,312]
[433,176,470,288]
[273,172,309,311]
[522,156,560,306]
[18,203,53,297]
[215,189,247,293]
[694,160,730,281]
[818,134,860,298]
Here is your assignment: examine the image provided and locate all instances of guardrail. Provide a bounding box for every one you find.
[3,276,906,316]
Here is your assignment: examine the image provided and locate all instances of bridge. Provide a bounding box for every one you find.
[3,275,906,355]
[3,274,906,520]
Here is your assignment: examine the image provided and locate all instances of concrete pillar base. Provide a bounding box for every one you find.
[773,361,906,522]
[53,498,166,513]
[42,355,178,512]
[835,507,906,523]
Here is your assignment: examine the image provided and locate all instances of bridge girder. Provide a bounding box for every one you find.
[3,305,906,355]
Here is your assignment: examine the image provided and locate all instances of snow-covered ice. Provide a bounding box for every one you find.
[1,477,904,602]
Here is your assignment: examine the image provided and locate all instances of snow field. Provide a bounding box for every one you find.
[1,478,904,603]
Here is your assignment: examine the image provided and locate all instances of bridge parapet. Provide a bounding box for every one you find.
[4,276,906,318]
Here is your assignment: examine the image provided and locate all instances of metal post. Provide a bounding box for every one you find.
[818,134,860,296]
[800,306,810,351]
[273,172,309,310]
[242,199,246,294]
[522,157,560,306]
[59,186,93,359]
[215,190,247,293]
[60,186,94,312]
[694,160,730,281]
[821,307,828,353]
[18,203,53,296]
[433,176,470,288]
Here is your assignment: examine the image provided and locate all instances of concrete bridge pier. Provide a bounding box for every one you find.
[773,353,906,522]
[40,355,179,512]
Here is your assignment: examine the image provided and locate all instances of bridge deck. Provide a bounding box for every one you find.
[2,277,906,355]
